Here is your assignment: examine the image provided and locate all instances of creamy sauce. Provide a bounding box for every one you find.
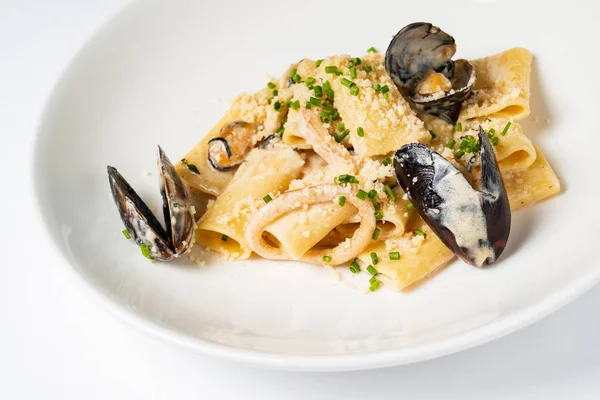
[427,153,494,266]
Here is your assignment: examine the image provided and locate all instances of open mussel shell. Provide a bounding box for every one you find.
[158,146,196,256]
[107,165,175,260]
[385,22,476,124]
[393,127,510,267]
[385,22,457,90]
[107,146,195,261]
[207,121,257,171]
[411,60,476,123]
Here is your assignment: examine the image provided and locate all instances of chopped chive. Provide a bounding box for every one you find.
[305,101,312,109]
[313,85,323,97]
[322,102,334,112]
[140,243,154,260]
[389,252,400,260]
[369,280,381,292]
[491,136,499,146]
[309,97,322,106]
[350,85,360,96]
[316,59,323,67]
[272,89,279,97]
[489,128,496,134]
[367,189,377,199]
[293,74,301,83]
[362,65,373,73]
[267,81,275,89]
[290,68,297,77]
[181,158,199,174]
[366,265,377,275]
[221,234,228,242]
[455,122,463,132]
[331,111,340,121]
[372,198,380,210]
[406,203,415,211]
[367,46,377,53]
[372,227,381,240]
[429,130,437,139]
[335,129,350,143]
[382,157,392,166]
[375,211,384,220]
[455,150,465,158]
[370,252,379,265]
[286,98,292,106]
[369,275,378,284]
[339,196,346,206]
[305,76,316,88]
[290,100,300,110]
[320,111,330,123]
[357,127,364,137]
[263,194,273,203]
[446,139,456,149]
[383,92,389,99]
[122,229,131,239]
[322,80,331,92]
[322,255,332,263]
[380,85,389,94]
[340,78,354,88]
[373,83,381,91]
[350,67,357,79]
[327,90,334,100]
[414,229,426,237]
[385,185,396,201]
[325,66,339,74]
[349,260,360,274]
[273,101,281,111]
[502,121,512,135]
[356,189,368,200]
[337,123,346,132]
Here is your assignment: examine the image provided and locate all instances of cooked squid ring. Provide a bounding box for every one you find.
[245,184,376,265]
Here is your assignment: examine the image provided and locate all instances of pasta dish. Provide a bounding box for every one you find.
[107,23,560,292]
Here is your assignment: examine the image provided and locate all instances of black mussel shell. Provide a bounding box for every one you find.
[393,127,510,266]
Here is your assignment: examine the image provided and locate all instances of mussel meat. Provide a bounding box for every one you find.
[393,127,510,267]
[207,120,257,171]
[385,22,476,124]
[107,146,195,261]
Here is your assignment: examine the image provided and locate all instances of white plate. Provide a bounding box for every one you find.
[32,0,600,371]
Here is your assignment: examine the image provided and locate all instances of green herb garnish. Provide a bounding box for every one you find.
[356,189,368,200]
[181,158,199,174]
[414,229,426,237]
[385,185,396,201]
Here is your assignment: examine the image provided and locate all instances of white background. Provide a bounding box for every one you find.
[2,0,600,398]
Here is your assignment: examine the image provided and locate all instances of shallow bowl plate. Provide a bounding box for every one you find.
[33,0,600,371]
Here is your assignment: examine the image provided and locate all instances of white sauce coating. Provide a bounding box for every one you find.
[427,153,494,266]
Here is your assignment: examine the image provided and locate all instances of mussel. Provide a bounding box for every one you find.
[207,120,258,171]
[385,22,476,124]
[393,127,510,267]
[107,146,195,261]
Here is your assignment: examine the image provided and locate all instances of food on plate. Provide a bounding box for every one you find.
[107,22,560,291]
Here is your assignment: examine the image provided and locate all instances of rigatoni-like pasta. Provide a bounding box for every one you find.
[179,41,560,291]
